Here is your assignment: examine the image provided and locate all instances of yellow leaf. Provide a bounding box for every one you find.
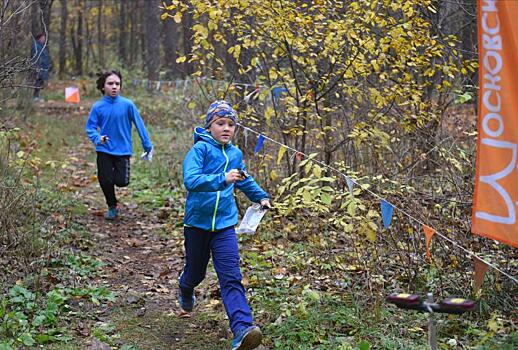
[276,146,287,165]
[173,12,182,23]
[269,68,278,80]
[176,56,187,63]
[187,101,196,110]
[264,106,274,127]
[312,164,322,178]
[365,227,377,243]
[304,161,312,174]
[302,190,312,203]
[269,170,278,182]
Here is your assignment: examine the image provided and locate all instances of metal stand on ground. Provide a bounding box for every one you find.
[387,292,476,350]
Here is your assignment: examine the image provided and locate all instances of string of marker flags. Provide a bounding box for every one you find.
[239,123,518,287]
[62,76,515,287]
[129,76,264,91]
[64,76,276,104]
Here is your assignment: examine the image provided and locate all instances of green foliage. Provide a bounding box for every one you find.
[0,273,115,348]
[0,127,63,287]
[50,250,104,278]
[0,285,70,348]
[1,118,117,348]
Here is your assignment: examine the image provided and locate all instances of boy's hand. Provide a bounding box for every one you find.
[260,199,271,209]
[100,135,109,144]
[141,149,154,162]
[226,169,246,184]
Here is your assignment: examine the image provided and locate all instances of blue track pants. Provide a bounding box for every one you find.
[179,226,253,335]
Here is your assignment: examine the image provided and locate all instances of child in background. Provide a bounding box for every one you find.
[179,100,270,350]
[85,70,153,220]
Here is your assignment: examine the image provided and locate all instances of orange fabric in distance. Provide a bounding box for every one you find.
[65,87,80,103]
[472,0,518,247]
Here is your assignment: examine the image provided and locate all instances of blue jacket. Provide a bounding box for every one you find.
[85,95,153,156]
[183,127,268,231]
[31,41,50,81]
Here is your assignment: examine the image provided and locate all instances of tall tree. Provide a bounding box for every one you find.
[162,15,180,79]
[31,0,54,38]
[70,0,83,75]
[84,1,93,70]
[129,1,138,67]
[118,0,128,66]
[97,0,104,68]
[181,2,194,76]
[0,0,34,94]
[139,1,146,72]
[145,0,160,81]
[58,0,67,77]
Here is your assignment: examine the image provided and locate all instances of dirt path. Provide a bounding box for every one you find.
[41,101,235,349]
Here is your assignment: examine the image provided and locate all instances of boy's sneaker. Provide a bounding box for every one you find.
[231,326,262,350]
[177,293,196,318]
[104,207,118,220]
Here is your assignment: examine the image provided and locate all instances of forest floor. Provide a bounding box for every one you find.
[30,98,236,350]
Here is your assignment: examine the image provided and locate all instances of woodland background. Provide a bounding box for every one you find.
[0,0,516,349]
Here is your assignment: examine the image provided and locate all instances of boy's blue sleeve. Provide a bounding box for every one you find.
[235,162,269,203]
[85,107,101,146]
[183,145,227,192]
[130,103,153,152]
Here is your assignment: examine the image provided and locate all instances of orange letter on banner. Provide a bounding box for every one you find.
[472,0,518,247]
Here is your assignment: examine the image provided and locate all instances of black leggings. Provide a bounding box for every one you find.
[96,152,130,208]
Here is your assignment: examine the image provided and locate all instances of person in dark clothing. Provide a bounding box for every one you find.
[85,70,153,220]
[31,33,51,100]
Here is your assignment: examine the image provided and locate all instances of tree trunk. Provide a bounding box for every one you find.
[40,0,54,34]
[85,1,93,71]
[145,0,160,81]
[118,0,127,66]
[182,2,194,76]
[129,1,138,67]
[138,1,146,73]
[70,0,83,76]
[31,0,54,38]
[163,16,180,79]
[58,0,67,77]
[98,0,104,68]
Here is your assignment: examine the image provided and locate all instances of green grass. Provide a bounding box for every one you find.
[112,306,230,350]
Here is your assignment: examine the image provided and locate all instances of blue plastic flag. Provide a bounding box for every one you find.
[381,199,394,229]
[272,86,288,99]
[254,135,265,154]
[345,176,354,196]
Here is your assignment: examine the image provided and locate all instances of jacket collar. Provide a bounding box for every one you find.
[102,95,120,103]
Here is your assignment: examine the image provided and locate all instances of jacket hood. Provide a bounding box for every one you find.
[193,127,231,147]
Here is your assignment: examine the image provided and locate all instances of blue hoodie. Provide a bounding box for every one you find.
[183,127,268,231]
[85,95,152,156]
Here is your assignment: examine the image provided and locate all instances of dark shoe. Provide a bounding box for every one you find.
[231,326,262,350]
[104,207,118,220]
[177,292,196,318]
